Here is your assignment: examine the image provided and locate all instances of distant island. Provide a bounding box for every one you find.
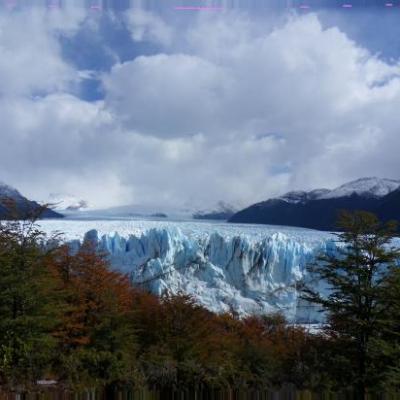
[150,212,168,218]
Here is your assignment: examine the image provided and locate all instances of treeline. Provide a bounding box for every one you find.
[0,212,400,398]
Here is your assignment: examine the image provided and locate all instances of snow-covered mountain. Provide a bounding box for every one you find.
[278,189,330,204]
[193,201,238,220]
[230,177,400,230]
[317,177,400,200]
[278,177,400,204]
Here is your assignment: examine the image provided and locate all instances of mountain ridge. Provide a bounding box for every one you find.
[0,182,63,219]
[229,177,400,231]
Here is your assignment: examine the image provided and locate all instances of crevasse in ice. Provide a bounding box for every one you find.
[78,226,337,322]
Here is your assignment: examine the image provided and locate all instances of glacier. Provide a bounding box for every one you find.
[38,219,340,322]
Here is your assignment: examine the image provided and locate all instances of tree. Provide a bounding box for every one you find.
[135,293,218,390]
[49,242,138,388]
[378,250,400,390]
[301,211,400,398]
[0,208,61,389]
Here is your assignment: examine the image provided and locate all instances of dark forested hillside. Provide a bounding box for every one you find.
[0,182,63,219]
[229,191,400,231]
[376,189,400,222]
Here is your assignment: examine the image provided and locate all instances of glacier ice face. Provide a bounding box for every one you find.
[72,224,336,322]
[37,219,400,322]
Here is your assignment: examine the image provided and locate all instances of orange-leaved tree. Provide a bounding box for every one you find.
[49,242,137,388]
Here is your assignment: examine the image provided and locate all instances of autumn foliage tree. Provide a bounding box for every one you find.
[130,296,326,393]
[49,242,137,387]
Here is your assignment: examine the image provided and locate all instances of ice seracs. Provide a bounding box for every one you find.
[37,219,400,321]
[59,223,336,322]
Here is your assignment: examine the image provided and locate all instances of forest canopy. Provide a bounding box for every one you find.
[0,211,399,398]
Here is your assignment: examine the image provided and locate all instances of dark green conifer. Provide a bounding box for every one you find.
[301,211,400,398]
[0,207,61,389]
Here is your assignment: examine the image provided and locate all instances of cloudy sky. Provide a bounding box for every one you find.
[1,1,400,210]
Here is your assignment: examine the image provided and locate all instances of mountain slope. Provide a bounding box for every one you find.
[318,177,400,199]
[375,188,400,221]
[229,178,400,231]
[0,182,63,219]
[193,201,237,220]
